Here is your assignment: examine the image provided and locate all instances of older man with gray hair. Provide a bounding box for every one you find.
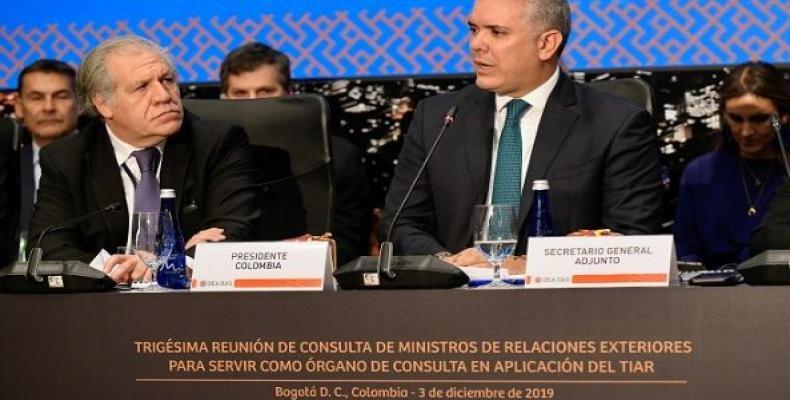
[29,35,261,284]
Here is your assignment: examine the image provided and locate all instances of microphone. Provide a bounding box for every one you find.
[0,202,122,293]
[735,114,790,285]
[334,106,470,289]
[380,106,458,277]
[770,113,790,179]
[26,202,122,282]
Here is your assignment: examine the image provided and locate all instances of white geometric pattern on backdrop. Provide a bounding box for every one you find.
[0,0,788,87]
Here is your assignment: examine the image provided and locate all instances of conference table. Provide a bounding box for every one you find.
[1,286,789,399]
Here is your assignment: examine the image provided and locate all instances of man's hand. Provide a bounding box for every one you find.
[441,247,487,267]
[502,255,526,275]
[186,227,226,249]
[103,254,151,283]
[442,248,526,275]
[567,229,622,236]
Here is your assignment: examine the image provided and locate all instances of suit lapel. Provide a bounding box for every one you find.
[160,116,193,217]
[19,133,35,232]
[464,88,496,203]
[85,124,129,245]
[519,73,579,226]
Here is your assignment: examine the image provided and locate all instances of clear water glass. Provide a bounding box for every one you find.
[472,204,519,286]
[131,212,168,279]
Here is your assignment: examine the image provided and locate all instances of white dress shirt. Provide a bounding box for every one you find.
[32,141,41,201]
[485,67,560,205]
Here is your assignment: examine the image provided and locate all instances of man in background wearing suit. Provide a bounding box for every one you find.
[383,0,663,265]
[752,183,790,253]
[12,60,80,260]
[220,42,372,266]
[29,36,261,283]
[0,120,12,266]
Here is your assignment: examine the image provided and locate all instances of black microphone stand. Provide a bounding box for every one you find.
[26,202,122,283]
[378,106,458,280]
[770,113,790,179]
[0,202,122,293]
[334,106,469,289]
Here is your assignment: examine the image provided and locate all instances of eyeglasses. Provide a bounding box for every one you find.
[725,113,772,125]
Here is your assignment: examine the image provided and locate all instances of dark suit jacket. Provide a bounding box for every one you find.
[251,134,371,265]
[251,145,308,240]
[28,112,261,263]
[331,135,372,266]
[17,130,34,243]
[383,73,663,255]
[751,177,790,253]
[0,118,17,265]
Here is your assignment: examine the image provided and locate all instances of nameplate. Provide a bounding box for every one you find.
[525,235,674,288]
[191,242,330,292]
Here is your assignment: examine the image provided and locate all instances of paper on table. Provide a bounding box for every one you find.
[459,264,525,287]
[88,249,156,289]
[88,249,112,271]
[459,265,496,281]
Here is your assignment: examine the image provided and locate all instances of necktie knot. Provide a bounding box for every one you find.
[505,99,530,121]
[131,148,160,173]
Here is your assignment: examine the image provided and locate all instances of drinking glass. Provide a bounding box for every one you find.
[131,212,172,280]
[472,204,519,287]
[156,211,176,269]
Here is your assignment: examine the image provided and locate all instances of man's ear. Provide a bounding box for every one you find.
[93,94,113,119]
[537,29,563,61]
[14,101,24,120]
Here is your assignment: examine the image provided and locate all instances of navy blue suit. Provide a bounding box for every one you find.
[383,73,664,255]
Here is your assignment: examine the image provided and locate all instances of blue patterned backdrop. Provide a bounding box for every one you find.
[0,0,788,88]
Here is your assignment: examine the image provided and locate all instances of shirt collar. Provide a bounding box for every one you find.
[495,66,560,113]
[105,123,165,167]
[32,140,41,157]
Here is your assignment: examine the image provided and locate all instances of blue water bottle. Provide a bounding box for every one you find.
[158,189,190,289]
[527,179,554,237]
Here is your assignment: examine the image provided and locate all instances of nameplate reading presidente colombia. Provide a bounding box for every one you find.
[525,235,674,288]
[192,242,330,291]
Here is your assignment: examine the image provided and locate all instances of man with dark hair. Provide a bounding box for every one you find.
[220,42,373,266]
[29,36,261,283]
[15,59,79,147]
[0,59,79,261]
[220,42,290,99]
[383,0,663,264]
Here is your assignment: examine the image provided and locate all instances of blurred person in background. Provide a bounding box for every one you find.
[0,117,12,266]
[675,61,789,267]
[221,42,372,266]
[0,59,79,263]
[12,60,80,259]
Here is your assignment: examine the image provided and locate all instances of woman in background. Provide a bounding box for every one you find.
[674,61,789,268]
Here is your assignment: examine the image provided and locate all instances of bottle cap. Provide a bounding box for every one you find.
[160,188,176,198]
[532,179,550,190]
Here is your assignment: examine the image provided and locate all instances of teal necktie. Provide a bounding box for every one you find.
[492,99,530,206]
